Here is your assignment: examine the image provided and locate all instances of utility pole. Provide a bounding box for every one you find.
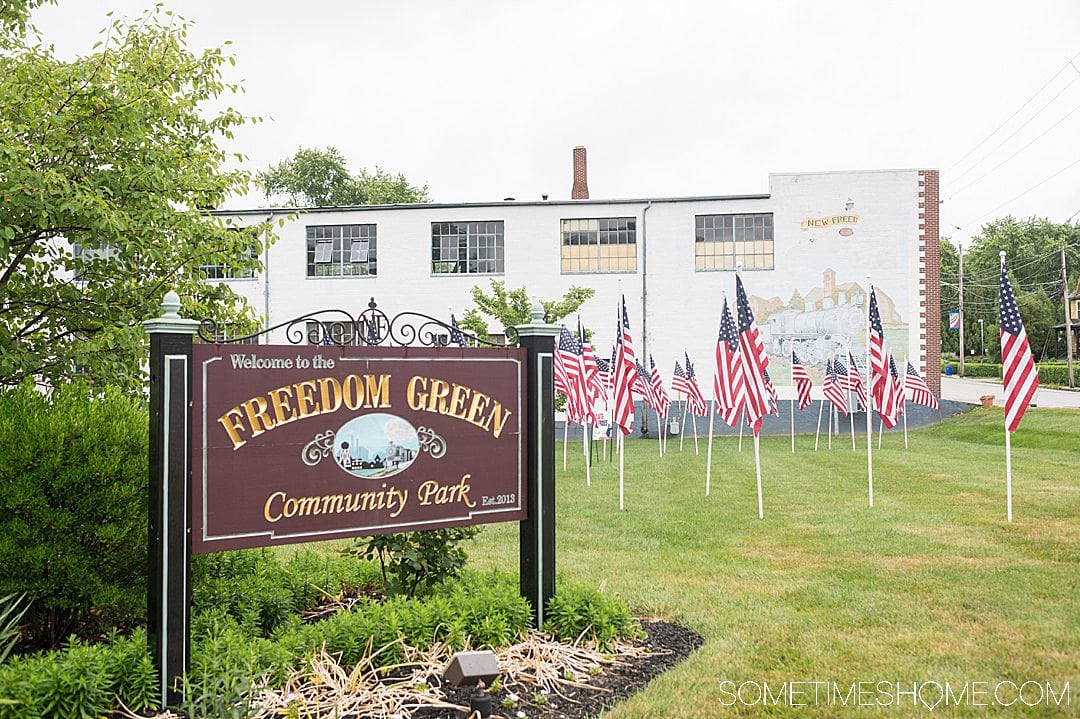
[958,242,965,377]
[1063,246,1075,388]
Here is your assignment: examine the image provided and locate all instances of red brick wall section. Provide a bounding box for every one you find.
[918,170,941,396]
[571,146,589,200]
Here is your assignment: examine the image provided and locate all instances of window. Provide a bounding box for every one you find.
[560,217,637,273]
[306,321,356,345]
[306,225,377,277]
[199,324,259,345]
[71,242,118,283]
[695,213,774,270]
[431,221,504,275]
[198,227,260,280]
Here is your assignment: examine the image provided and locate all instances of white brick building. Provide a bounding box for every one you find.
[212,155,941,398]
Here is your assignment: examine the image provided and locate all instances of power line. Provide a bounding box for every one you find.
[956,156,1080,230]
[948,98,1080,199]
[948,51,1080,172]
[949,71,1080,186]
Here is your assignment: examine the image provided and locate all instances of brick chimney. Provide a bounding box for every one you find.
[571,146,589,200]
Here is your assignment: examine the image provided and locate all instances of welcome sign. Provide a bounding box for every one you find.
[191,345,527,553]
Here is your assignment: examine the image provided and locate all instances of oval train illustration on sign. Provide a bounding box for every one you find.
[333,413,420,479]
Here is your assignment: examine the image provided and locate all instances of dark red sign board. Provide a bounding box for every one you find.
[191,345,527,553]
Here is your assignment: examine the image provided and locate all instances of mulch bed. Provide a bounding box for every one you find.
[414,621,703,719]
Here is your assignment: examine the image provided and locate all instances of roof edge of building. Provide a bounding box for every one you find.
[210,193,773,217]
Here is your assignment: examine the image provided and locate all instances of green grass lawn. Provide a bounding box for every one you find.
[466,407,1080,717]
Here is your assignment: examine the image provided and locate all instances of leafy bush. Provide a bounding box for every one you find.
[0,594,28,667]
[351,526,481,597]
[273,571,533,668]
[1037,363,1072,386]
[0,382,147,650]
[544,584,641,651]
[0,630,157,719]
[191,548,381,637]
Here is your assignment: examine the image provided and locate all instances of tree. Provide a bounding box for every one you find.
[0,5,271,392]
[458,280,596,339]
[258,146,430,207]
[941,217,1080,361]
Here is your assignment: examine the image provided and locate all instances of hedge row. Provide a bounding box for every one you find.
[941,361,1074,385]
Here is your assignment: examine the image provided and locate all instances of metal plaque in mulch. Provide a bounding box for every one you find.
[415,621,703,719]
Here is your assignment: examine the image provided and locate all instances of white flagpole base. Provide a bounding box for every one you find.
[754,434,764,520]
[584,422,591,487]
[563,421,569,470]
[706,404,716,496]
[1005,425,1013,522]
[619,431,625,511]
[815,400,824,451]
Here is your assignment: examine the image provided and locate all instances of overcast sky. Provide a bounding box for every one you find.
[32,1,1080,247]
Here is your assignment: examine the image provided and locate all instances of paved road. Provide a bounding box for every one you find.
[940,376,1080,409]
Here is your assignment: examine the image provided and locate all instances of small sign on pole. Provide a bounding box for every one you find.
[948,311,960,330]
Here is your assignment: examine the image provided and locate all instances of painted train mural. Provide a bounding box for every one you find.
[750,269,905,372]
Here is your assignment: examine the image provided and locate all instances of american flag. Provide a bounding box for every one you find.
[558,324,594,425]
[890,354,905,418]
[868,287,888,408]
[596,356,612,397]
[790,349,812,410]
[823,358,849,416]
[1000,261,1039,432]
[847,350,867,411]
[555,325,583,424]
[763,368,780,416]
[650,354,671,419]
[684,352,709,416]
[634,360,661,413]
[714,297,747,428]
[579,319,603,403]
[449,313,468,348]
[876,350,900,428]
[612,296,637,434]
[905,361,939,410]
[735,275,770,436]
[672,360,692,397]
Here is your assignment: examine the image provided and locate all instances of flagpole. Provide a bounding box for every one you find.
[790,397,795,452]
[706,400,716,496]
[754,434,764,520]
[680,394,688,452]
[827,359,834,449]
[866,276,874,508]
[1001,251,1014,522]
[583,421,591,487]
[655,407,663,457]
[738,416,744,452]
[814,399,823,451]
[902,354,909,450]
[878,415,884,449]
[847,347,856,451]
[1005,421,1013,522]
[618,431,625,511]
[563,419,569,470]
[692,405,700,454]
[790,348,795,453]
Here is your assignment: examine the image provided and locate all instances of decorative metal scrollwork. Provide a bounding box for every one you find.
[416,427,446,459]
[301,430,336,466]
[198,297,515,347]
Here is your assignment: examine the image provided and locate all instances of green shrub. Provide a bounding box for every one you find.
[350,526,482,597]
[192,548,382,637]
[544,584,641,651]
[0,382,148,650]
[0,594,29,666]
[271,570,532,669]
[1037,363,1072,386]
[964,362,1001,378]
[0,630,157,719]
